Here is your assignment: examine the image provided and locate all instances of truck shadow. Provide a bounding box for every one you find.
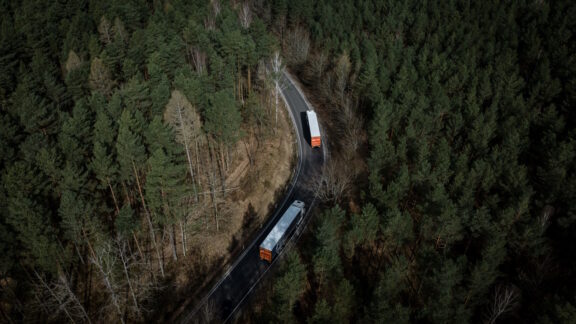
[300,111,311,147]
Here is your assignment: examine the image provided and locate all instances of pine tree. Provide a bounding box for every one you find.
[6,193,59,274]
[204,89,242,168]
[115,109,146,185]
[345,203,379,256]
[145,148,187,260]
[272,250,307,322]
[59,189,93,263]
[313,207,344,286]
[59,99,93,166]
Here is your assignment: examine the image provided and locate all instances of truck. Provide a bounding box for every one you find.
[259,200,306,262]
[306,110,321,148]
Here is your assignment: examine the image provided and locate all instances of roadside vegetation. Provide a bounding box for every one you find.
[0,1,296,322]
[245,0,576,323]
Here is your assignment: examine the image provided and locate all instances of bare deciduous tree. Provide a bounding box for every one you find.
[485,285,519,324]
[307,50,328,79]
[113,18,128,44]
[210,0,221,16]
[312,160,353,204]
[98,16,113,45]
[335,52,352,102]
[339,97,363,156]
[89,58,114,98]
[116,238,140,317]
[88,241,125,324]
[204,16,215,31]
[267,51,285,131]
[32,269,91,323]
[284,26,310,65]
[539,205,554,232]
[175,195,195,257]
[238,2,252,29]
[65,50,82,76]
[189,46,207,74]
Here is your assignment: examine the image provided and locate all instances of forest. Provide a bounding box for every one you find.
[2,0,576,323]
[0,0,289,322]
[245,0,576,323]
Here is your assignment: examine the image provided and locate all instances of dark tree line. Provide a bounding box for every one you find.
[0,0,281,322]
[248,0,576,323]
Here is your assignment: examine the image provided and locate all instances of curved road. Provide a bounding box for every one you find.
[176,73,324,323]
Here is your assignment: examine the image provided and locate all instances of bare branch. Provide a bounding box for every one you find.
[339,97,363,156]
[32,269,91,323]
[211,0,221,16]
[266,51,286,131]
[284,27,310,65]
[335,52,352,102]
[238,2,252,29]
[98,16,113,45]
[485,284,519,324]
[165,90,206,201]
[65,50,82,76]
[89,242,125,324]
[116,238,141,317]
[89,57,114,98]
[189,47,207,74]
[312,159,353,204]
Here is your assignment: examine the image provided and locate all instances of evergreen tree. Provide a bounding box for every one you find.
[313,207,344,286]
[272,250,307,322]
[204,89,242,147]
[115,108,146,184]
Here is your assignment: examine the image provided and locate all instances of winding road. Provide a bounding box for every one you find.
[175,73,325,323]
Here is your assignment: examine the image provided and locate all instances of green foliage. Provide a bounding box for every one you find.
[313,207,345,285]
[59,190,92,244]
[204,89,242,146]
[1,1,280,320]
[261,0,576,322]
[308,299,330,324]
[273,250,307,322]
[115,108,146,181]
[145,148,187,226]
[59,99,93,166]
[115,204,137,238]
[344,203,378,256]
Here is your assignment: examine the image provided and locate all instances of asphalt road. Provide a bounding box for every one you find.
[176,73,325,323]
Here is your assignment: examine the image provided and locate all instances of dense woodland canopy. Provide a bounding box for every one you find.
[251,0,576,323]
[2,0,576,323]
[0,0,281,322]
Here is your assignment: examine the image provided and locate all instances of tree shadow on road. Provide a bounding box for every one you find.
[147,245,226,323]
[228,203,258,256]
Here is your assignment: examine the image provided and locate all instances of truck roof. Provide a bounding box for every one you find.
[260,200,305,251]
[306,110,320,137]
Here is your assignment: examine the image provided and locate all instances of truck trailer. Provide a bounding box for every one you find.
[259,200,306,262]
[306,110,321,148]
